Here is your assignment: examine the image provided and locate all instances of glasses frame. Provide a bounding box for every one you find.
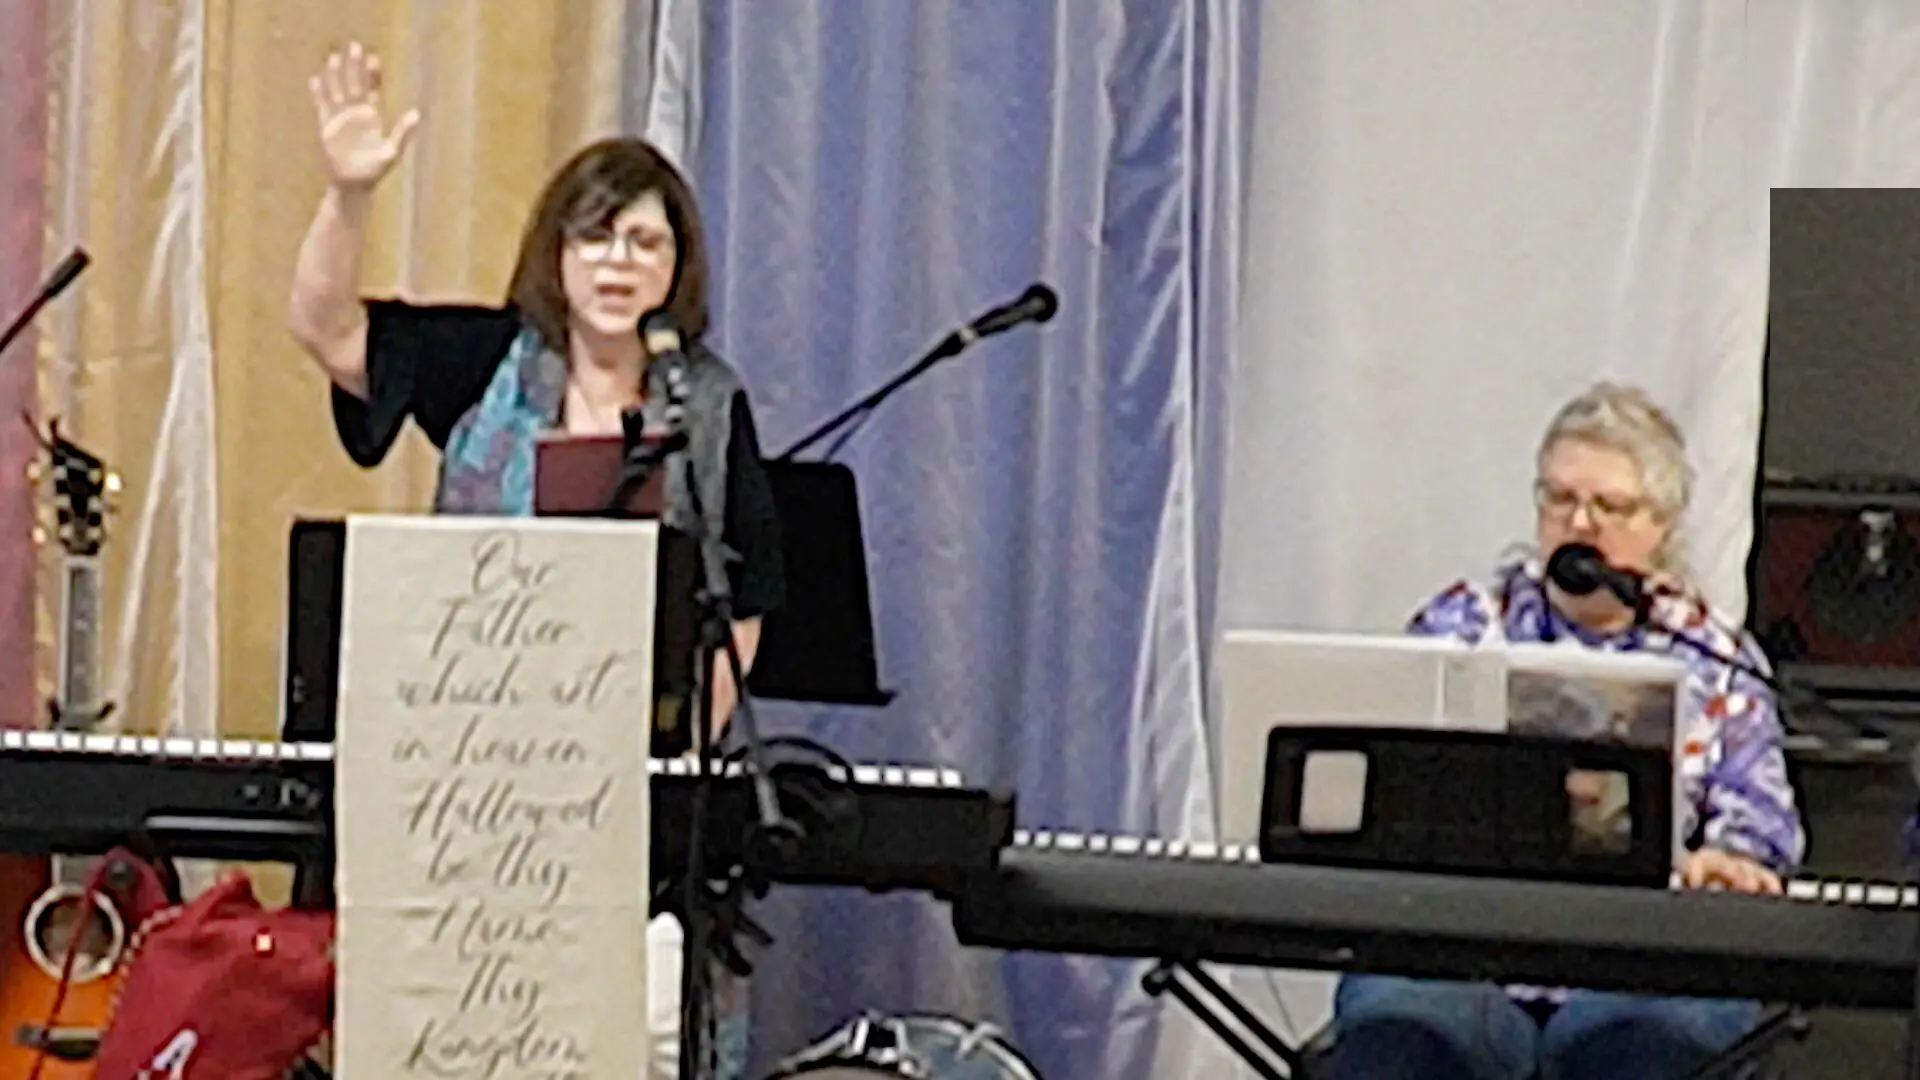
[566,223,676,265]
[1532,480,1653,529]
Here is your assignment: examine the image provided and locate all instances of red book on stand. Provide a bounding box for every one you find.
[533,431,665,517]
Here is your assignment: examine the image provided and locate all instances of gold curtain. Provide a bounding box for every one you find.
[42,0,627,733]
[41,0,628,892]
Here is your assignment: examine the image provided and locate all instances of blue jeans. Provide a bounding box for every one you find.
[1330,975,1762,1080]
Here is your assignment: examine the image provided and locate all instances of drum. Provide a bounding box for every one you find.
[764,1013,1041,1080]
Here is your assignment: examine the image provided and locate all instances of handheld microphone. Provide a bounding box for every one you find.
[0,248,91,359]
[955,283,1058,346]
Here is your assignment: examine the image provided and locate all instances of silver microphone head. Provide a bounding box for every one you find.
[641,310,683,358]
[641,310,690,408]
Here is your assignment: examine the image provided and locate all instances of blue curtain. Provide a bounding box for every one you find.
[692,3,1255,1076]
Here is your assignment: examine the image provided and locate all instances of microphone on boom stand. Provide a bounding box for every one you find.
[642,311,799,1080]
[1543,542,1867,743]
[642,311,798,859]
[0,248,90,359]
[773,283,1058,462]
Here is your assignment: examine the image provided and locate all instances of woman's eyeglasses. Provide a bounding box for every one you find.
[1533,481,1648,527]
[567,224,673,264]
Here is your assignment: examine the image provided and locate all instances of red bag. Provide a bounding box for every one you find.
[51,850,334,1080]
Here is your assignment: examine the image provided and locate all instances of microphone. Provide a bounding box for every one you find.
[640,310,691,419]
[1545,542,1648,611]
[0,248,91,359]
[640,309,684,367]
[602,310,691,514]
[643,306,801,858]
[773,283,1060,461]
[956,283,1058,345]
[1544,542,1867,742]
[639,307,799,1079]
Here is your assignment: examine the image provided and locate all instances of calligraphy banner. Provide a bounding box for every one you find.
[335,514,658,1079]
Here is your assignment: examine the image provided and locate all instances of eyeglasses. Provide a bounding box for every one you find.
[567,224,674,264]
[1533,480,1649,527]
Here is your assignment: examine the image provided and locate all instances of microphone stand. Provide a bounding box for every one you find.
[1631,593,1872,744]
[774,285,1057,462]
[670,368,802,1080]
[0,248,89,360]
[773,331,966,462]
[601,407,684,516]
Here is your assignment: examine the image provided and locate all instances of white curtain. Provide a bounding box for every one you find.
[1748,3,1920,190]
[1215,0,1920,1063]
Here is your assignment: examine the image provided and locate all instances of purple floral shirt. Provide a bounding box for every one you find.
[1410,555,1805,876]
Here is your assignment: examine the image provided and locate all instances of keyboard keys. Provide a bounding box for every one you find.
[1,731,964,794]
[1014,830,1920,906]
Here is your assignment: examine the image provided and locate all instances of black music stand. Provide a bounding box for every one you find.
[1152,727,1678,1080]
[281,518,346,744]
[278,460,894,742]
[747,461,893,708]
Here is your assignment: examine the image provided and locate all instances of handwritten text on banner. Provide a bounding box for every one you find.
[335,515,658,1080]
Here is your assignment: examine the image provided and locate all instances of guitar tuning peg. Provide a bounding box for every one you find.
[30,526,45,548]
[104,472,122,494]
[24,460,40,483]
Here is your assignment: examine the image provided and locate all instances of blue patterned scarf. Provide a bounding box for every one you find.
[434,327,564,515]
[432,319,743,558]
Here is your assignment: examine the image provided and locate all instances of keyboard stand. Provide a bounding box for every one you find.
[1142,960,1302,1079]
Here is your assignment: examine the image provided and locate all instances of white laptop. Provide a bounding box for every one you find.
[1214,628,1686,852]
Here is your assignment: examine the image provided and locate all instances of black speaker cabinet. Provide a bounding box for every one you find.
[1753,484,1920,699]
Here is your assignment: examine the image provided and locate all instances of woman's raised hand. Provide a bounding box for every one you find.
[308,43,419,192]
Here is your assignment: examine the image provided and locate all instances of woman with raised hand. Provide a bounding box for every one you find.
[288,43,780,1080]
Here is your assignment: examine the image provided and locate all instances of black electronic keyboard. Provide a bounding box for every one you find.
[952,830,1920,1011]
[0,732,1013,894]
[13,733,1918,1011]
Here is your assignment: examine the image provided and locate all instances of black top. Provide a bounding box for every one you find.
[330,299,785,619]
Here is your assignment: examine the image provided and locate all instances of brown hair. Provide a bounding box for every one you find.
[507,137,711,353]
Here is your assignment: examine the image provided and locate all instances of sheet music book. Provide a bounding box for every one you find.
[333,515,657,1079]
[1503,642,1685,857]
[1217,629,1685,857]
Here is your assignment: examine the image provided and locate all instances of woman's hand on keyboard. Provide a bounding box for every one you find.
[1681,848,1782,895]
